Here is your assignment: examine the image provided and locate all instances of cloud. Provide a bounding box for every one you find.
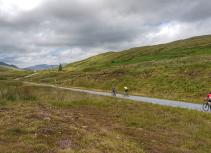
[0,0,211,67]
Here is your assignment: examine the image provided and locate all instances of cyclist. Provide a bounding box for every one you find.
[124,86,129,96]
[206,92,211,104]
[112,86,116,96]
[202,92,211,111]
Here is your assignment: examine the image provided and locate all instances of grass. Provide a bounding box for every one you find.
[0,66,32,80]
[25,35,211,103]
[0,80,210,153]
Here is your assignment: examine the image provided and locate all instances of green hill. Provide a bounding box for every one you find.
[0,62,18,69]
[64,35,211,71]
[27,35,211,103]
[0,65,31,80]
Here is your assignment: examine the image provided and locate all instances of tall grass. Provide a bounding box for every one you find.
[0,81,36,102]
[0,80,210,153]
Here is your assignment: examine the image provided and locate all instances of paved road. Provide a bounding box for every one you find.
[25,82,203,111]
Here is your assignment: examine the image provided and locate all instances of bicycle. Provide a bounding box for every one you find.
[112,91,116,96]
[112,87,116,97]
[202,101,211,112]
[124,87,129,96]
[124,90,129,96]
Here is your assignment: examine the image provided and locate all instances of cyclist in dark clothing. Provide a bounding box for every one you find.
[112,86,116,96]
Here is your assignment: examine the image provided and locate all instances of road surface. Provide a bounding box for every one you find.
[25,82,203,112]
[15,73,38,80]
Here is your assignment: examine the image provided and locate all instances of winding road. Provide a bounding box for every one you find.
[25,81,203,112]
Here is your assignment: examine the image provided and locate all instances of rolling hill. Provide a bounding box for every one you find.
[1,35,211,152]
[0,62,18,69]
[0,62,31,80]
[26,35,211,103]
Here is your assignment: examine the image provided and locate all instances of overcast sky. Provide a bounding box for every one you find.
[0,0,211,68]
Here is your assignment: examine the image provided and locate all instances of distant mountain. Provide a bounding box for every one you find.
[0,62,18,69]
[24,64,58,71]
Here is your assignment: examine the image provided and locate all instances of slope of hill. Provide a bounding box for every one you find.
[65,35,211,71]
[0,62,18,69]
[24,64,58,71]
[0,64,31,80]
[26,35,211,103]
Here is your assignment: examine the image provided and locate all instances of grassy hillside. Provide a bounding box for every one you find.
[26,35,211,103]
[0,66,32,80]
[65,35,211,71]
[0,80,210,153]
[0,62,18,69]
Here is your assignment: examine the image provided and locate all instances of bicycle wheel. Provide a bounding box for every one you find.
[202,103,210,112]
